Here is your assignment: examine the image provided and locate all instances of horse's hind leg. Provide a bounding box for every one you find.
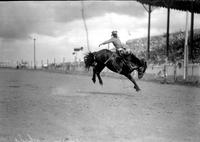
[92,68,96,83]
[96,65,105,85]
[92,64,105,85]
[97,73,103,85]
[125,74,141,92]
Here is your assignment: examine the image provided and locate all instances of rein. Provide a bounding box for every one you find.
[104,53,114,65]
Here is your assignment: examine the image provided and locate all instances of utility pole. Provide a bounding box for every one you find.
[184,11,189,80]
[33,38,36,69]
[81,1,90,51]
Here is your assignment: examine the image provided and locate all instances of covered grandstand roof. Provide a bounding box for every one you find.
[135,0,200,13]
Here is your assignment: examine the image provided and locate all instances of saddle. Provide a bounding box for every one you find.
[105,48,136,72]
[117,53,136,72]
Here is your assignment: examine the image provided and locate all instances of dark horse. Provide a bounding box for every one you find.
[84,49,147,91]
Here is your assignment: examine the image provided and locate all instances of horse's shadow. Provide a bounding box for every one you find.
[77,90,135,97]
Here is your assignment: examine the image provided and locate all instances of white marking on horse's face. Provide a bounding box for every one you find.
[138,68,144,79]
[138,65,146,79]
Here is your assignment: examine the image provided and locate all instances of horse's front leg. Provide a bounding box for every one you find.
[125,74,141,92]
[92,67,96,83]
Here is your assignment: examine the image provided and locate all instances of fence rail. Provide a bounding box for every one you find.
[146,63,200,83]
[1,61,200,84]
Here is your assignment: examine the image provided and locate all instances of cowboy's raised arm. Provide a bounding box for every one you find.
[99,38,114,47]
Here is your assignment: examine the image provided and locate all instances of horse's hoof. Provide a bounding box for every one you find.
[134,86,141,92]
[137,90,142,95]
[92,78,96,83]
[136,89,141,92]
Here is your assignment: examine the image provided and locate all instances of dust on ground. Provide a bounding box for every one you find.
[0,69,200,142]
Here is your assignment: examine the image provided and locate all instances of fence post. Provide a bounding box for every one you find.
[63,57,65,72]
[192,64,194,81]
[174,63,177,82]
[163,64,167,83]
[199,64,200,83]
[162,58,168,84]
[41,60,43,69]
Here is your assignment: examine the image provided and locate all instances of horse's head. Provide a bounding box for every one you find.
[137,58,147,79]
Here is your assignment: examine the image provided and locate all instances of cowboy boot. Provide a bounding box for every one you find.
[113,58,122,73]
[127,62,135,72]
[115,65,122,73]
[116,65,122,73]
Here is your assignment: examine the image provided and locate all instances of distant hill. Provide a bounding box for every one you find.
[126,29,200,64]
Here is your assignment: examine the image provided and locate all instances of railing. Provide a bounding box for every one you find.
[1,61,200,83]
[146,63,200,82]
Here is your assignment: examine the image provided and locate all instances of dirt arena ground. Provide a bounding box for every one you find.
[0,69,200,142]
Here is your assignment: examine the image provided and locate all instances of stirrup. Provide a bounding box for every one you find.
[117,68,122,73]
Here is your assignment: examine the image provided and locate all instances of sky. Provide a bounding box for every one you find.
[0,1,200,66]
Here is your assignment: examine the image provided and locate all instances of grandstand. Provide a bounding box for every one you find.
[126,29,200,64]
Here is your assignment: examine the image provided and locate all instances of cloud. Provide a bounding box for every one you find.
[54,1,146,23]
[0,2,59,40]
[0,1,146,40]
[1,1,200,42]
[1,1,200,63]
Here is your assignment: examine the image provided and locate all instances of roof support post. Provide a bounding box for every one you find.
[147,4,151,60]
[190,9,194,61]
[166,7,170,58]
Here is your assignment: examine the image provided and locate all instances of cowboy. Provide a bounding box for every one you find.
[99,31,132,73]
[99,31,126,55]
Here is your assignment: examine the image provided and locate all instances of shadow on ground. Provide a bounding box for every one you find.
[77,90,135,97]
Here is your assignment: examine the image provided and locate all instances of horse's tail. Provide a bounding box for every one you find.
[84,52,95,69]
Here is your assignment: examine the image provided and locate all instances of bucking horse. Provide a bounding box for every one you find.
[84,49,147,92]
